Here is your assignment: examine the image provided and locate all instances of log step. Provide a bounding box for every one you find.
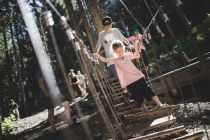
[126,115,176,138]
[129,125,185,140]
[124,105,180,122]
[111,82,120,86]
[117,107,142,116]
[111,89,124,95]
[173,131,205,140]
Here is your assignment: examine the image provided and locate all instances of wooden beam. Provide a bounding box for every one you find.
[117,108,142,116]
[126,115,176,137]
[174,131,205,140]
[124,105,180,122]
[129,126,185,140]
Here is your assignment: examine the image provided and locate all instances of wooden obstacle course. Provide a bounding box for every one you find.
[123,105,180,123]
[126,115,176,137]
[98,61,207,140]
[129,126,186,140]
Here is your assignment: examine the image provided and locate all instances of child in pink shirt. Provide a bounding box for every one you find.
[94,40,163,111]
[128,28,149,69]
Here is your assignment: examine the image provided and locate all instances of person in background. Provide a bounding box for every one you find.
[94,40,165,111]
[1,97,20,120]
[69,69,86,97]
[8,99,20,120]
[172,45,190,67]
[37,69,73,131]
[77,70,87,92]
[128,27,150,70]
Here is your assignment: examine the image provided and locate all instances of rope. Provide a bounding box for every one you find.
[118,0,173,120]
[145,10,159,31]
[143,0,153,17]
[117,0,159,89]
[118,0,143,29]
[17,0,62,103]
[43,0,124,139]
[48,26,92,140]
[142,0,174,107]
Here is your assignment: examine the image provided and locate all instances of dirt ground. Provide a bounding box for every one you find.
[2,101,210,140]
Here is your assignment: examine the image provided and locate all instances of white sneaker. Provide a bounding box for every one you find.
[149,103,168,111]
[159,103,169,108]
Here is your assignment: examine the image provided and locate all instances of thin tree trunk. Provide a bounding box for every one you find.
[3,24,9,58]
[77,0,95,50]
[76,0,97,74]
[9,24,21,101]
[12,5,26,110]
[86,0,103,34]
[64,0,83,38]
[3,24,14,100]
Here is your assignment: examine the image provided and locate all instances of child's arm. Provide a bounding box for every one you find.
[132,46,140,59]
[93,53,108,63]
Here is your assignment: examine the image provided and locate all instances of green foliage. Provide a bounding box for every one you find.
[191,13,210,53]
[146,14,210,62]
[1,114,17,136]
[148,62,158,77]
[192,14,210,41]
[0,32,5,64]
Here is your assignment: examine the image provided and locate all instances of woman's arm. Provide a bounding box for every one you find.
[93,53,108,62]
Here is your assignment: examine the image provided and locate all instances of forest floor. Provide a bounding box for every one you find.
[2,100,210,140]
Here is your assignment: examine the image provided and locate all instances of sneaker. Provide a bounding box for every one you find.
[149,103,169,111]
[149,104,161,111]
[159,103,169,108]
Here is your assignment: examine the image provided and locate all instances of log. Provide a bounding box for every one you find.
[126,115,176,137]
[117,108,142,116]
[174,131,205,140]
[124,105,180,122]
[129,125,185,140]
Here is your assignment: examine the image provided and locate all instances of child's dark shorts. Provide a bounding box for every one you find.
[126,78,156,105]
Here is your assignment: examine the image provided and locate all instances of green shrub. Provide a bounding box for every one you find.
[1,114,17,135]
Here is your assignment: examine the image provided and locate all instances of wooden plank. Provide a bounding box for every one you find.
[174,131,204,140]
[124,105,180,122]
[112,90,124,95]
[111,81,120,86]
[112,93,127,100]
[117,108,142,116]
[70,93,89,106]
[149,60,210,95]
[129,126,185,140]
[126,115,176,137]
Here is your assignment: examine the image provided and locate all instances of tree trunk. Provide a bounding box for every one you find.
[77,0,96,50]
[86,0,103,34]
[64,0,83,39]
[1,25,13,99]
[9,24,20,100]
[12,6,27,111]
[3,24,9,58]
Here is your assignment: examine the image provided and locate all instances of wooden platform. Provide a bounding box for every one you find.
[124,105,180,122]
[126,115,176,137]
[98,58,208,140]
[129,125,186,140]
[174,131,205,140]
[150,60,210,96]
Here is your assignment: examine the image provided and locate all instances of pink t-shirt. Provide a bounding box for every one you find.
[128,34,146,50]
[108,53,145,88]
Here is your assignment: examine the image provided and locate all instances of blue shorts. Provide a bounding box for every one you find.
[108,64,119,80]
